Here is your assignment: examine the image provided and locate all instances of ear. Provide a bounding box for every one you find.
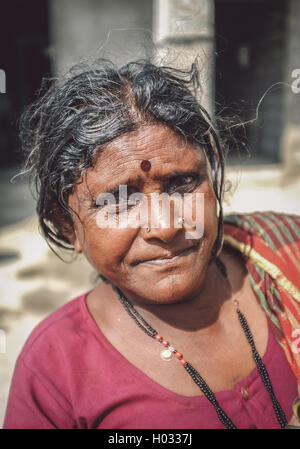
[63,224,83,254]
[46,202,83,253]
[73,233,83,254]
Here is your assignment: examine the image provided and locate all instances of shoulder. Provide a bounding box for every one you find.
[223,211,300,298]
[17,292,89,367]
[224,211,300,248]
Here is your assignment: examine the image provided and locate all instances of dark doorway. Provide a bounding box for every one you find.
[0,0,51,167]
[215,0,287,163]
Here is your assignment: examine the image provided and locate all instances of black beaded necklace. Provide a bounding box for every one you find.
[113,258,288,429]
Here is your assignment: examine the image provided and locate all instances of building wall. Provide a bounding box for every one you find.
[284,0,300,125]
[215,0,287,162]
[0,0,50,166]
[49,0,153,75]
[280,0,300,176]
[253,3,287,160]
[47,0,300,172]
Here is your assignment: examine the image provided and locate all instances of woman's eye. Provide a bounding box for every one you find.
[169,175,198,191]
[181,176,194,184]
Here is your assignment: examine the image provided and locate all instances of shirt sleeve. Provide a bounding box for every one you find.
[3,357,76,429]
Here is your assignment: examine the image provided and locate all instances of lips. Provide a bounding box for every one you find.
[133,241,201,266]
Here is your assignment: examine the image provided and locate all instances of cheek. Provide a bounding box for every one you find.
[204,190,218,246]
[79,220,137,275]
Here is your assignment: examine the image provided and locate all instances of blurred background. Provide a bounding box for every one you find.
[0,0,300,426]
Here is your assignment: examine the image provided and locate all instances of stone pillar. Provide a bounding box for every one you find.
[280,0,300,178]
[0,69,5,94]
[153,0,215,115]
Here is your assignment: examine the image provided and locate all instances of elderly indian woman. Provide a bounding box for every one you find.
[3,59,300,429]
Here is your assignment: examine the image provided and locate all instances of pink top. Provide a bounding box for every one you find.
[3,293,298,429]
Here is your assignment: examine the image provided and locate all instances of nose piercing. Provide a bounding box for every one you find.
[146,226,151,233]
[177,217,184,225]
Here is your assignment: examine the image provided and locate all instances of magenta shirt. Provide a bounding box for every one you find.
[3,293,298,429]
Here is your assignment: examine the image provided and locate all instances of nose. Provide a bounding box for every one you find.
[142,198,183,244]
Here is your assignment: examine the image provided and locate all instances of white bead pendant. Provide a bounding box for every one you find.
[160,346,175,361]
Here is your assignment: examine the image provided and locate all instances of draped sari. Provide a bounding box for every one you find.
[223,211,300,394]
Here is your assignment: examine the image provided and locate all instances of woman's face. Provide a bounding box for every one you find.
[69,124,218,305]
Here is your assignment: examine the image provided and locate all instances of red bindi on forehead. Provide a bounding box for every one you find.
[140,160,151,172]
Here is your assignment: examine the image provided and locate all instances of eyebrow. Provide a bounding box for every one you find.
[97,162,206,196]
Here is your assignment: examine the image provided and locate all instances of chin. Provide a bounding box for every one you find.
[128,270,205,306]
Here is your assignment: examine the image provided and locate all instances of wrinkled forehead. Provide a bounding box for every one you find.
[77,124,209,195]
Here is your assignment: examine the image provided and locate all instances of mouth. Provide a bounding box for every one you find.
[134,241,201,267]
